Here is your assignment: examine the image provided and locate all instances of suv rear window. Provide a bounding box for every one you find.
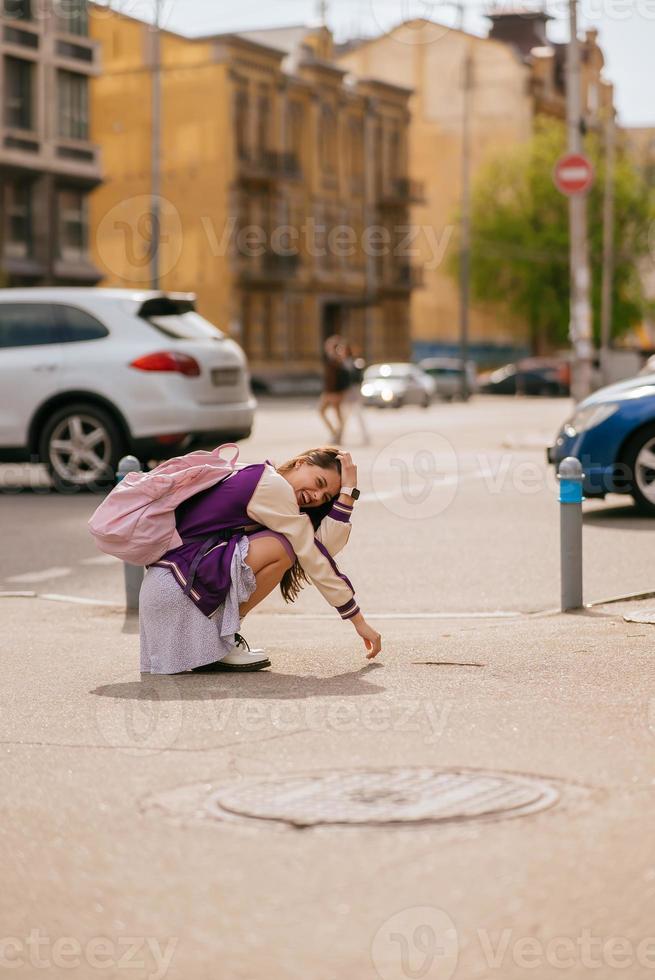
[0,303,59,348]
[53,305,109,342]
[139,299,225,342]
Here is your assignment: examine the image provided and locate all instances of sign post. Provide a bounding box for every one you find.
[560,0,594,404]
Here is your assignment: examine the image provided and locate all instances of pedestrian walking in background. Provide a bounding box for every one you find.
[318,334,350,443]
[339,342,370,446]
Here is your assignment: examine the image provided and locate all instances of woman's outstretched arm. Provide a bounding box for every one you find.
[246,465,382,658]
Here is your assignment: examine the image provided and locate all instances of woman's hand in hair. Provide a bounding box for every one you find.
[350,612,382,660]
[337,451,357,490]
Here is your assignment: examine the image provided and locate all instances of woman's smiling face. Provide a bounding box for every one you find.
[284,461,341,509]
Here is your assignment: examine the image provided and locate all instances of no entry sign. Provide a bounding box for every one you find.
[554,153,594,195]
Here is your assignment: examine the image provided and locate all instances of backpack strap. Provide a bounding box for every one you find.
[182,526,250,596]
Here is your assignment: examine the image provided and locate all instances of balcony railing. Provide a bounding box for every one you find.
[379,177,426,206]
[238,150,301,183]
[238,252,301,282]
[379,263,424,291]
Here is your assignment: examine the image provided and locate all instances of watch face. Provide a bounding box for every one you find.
[351,488,361,500]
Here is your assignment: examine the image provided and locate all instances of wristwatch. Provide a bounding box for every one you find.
[340,487,360,500]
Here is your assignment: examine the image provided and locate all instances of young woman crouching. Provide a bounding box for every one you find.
[139,448,381,673]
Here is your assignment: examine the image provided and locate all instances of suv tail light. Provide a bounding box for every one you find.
[129,351,201,377]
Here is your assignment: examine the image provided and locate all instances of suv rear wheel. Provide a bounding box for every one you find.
[39,403,124,493]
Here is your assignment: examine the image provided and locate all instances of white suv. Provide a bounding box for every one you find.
[0,288,256,490]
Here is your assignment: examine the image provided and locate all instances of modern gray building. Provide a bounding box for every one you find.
[0,0,102,285]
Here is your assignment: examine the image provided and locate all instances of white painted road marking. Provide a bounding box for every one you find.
[39,594,121,607]
[0,591,524,618]
[6,567,72,584]
[79,555,120,566]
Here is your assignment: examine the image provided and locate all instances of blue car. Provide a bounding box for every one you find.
[548,374,655,513]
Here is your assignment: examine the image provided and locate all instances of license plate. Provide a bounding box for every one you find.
[211,367,240,386]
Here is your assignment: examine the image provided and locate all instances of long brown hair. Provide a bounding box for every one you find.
[276,447,342,603]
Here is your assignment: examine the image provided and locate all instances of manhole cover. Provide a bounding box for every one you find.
[624,609,655,625]
[205,768,559,827]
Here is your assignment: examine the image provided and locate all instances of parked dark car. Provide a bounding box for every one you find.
[478,359,570,396]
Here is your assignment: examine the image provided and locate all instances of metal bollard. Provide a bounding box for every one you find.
[117,455,145,613]
[558,456,584,611]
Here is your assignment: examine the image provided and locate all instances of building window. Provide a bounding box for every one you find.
[389,129,402,179]
[57,70,89,139]
[4,56,33,130]
[235,88,249,161]
[57,188,88,261]
[56,0,88,37]
[3,0,32,20]
[256,88,271,157]
[319,105,337,175]
[287,100,304,168]
[4,180,33,259]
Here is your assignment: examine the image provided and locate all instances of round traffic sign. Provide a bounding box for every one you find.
[554,153,594,195]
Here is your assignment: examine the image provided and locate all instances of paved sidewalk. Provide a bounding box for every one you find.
[2,595,655,979]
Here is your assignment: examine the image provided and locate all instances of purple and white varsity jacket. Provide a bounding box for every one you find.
[152,462,359,621]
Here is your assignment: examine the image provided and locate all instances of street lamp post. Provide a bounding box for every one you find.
[458,44,473,402]
[151,0,162,289]
[600,107,616,381]
[566,0,594,402]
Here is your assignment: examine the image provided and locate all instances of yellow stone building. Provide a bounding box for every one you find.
[89,11,418,382]
[337,11,615,361]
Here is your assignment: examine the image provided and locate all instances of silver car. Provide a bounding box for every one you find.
[418,357,478,401]
[361,363,436,409]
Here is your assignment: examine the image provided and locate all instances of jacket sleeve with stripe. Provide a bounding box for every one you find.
[246,465,359,620]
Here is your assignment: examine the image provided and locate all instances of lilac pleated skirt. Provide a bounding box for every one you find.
[139,535,256,674]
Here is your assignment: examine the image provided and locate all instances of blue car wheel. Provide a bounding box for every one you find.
[622,423,655,514]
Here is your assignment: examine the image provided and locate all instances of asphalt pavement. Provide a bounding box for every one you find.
[2,395,655,980]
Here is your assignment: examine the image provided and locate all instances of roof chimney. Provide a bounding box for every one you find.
[487,6,552,58]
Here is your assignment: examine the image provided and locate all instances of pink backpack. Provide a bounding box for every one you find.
[88,444,240,565]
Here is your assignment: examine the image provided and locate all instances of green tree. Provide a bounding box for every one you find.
[451,118,655,352]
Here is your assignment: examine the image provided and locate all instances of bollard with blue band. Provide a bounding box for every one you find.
[558,456,584,611]
[117,455,145,612]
